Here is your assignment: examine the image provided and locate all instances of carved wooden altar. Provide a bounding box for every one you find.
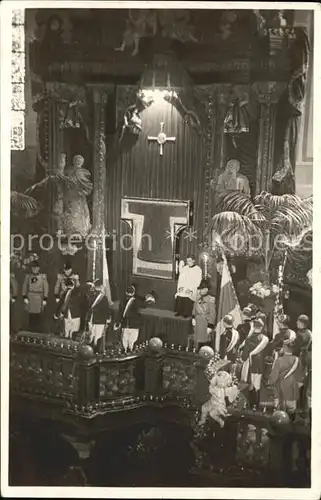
[27,8,310,302]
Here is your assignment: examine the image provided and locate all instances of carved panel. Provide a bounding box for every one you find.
[162,356,197,394]
[236,423,270,466]
[10,344,78,400]
[99,361,136,399]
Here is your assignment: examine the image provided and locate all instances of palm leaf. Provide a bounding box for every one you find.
[209,211,262,255]
[25,174,76,198]
[216,190,259,217]
[271,199,312,238]
[11,191,39,218]
[285,229,312,265]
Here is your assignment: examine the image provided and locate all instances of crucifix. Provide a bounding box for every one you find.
[148,122,176,156]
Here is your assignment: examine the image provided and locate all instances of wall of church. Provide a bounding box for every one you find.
[106,88,214,306]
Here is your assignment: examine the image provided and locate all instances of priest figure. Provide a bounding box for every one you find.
[174,255,202,318]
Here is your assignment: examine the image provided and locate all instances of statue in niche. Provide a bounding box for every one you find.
[61,155,93,238]
[214,159,250,196]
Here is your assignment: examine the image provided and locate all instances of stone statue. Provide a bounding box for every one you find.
[214,159,250,196]
[61,155,93,238]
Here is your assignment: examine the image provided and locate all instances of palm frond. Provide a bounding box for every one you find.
[216,190,259,218]
[25,174,76,198]
[285,229,312,265]
[209,211,262,255]
[11,191,39,218]
[271,200,312,238]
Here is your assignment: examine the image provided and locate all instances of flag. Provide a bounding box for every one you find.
[102,226,112,303]
[215,257,242,352]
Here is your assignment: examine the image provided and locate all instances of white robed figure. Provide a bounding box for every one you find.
[174,255,202,318]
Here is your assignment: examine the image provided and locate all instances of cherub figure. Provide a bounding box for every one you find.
[115,10,157,56]
[199,370,239,428]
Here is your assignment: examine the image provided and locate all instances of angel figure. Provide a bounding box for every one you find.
[199,370,239,428]
[115,10,157,56]
[119,105,142,143]
[61,155,93,238]
[25,152,75,232]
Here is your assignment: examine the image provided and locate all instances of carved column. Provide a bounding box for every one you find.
[87,85,113,284]
[211,84,232,206]
[252,82,286,194]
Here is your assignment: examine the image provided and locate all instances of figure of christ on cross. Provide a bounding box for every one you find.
[121,198,191,279]
[148,122,176,156]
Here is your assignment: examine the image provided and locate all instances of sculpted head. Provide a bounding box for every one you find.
[226,159,240,174]
[73,155,84,168]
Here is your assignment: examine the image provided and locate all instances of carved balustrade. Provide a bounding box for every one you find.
[9,331,310,483]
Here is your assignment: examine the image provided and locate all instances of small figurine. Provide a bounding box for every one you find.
[199,370,239,428]
[22,258,49,332]
[54,261,80,301]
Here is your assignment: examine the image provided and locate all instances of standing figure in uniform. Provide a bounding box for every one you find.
[114,285,141,352]
[114,284,156,352]
[269,331,304,419]
[191,279,216,351]
[54,278,84,339]
[10,268,18,333]
[240,318,269,408]
[267,314,296,362]
[294,314,312,411]
[174,255,202,318]
[54,261,80,302]
[237,306,252,344]
[218,314,240,364]
[22,258,49,332]
[86,279,112,351]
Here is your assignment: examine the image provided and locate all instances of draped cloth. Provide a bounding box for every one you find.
[224,98,250,134]
[62,167,93,237]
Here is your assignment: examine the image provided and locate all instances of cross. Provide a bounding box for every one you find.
[147,122,176,156]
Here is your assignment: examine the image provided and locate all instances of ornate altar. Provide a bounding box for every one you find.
[26,8,310,303]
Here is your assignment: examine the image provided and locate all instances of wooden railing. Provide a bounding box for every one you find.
[10,331,311,485]
[10,332,211,413]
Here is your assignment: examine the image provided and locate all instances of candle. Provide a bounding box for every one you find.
[203,253,208,278]
[92,238,97,280]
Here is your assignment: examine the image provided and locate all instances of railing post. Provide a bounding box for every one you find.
[144,351,165,395]
[76,357,99,406]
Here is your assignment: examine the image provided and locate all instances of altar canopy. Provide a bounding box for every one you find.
[121,198,191,279]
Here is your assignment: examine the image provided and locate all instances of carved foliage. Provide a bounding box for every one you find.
[99,362,136,399]
[236,423,270,466]
[10,348,78,400]
[162,356,197,394]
